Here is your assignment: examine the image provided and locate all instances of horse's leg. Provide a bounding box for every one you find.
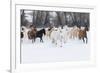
[55,40,57,46]
[32,37,35,43]
[79,36,81,40]
[40,37,43,42]
[32,39,33,43]
[82,37,85,43]
[21,39,23,43]
[64,37,66,43]
[60,38,62,47]
[70,34,72,39]
[85,36,88,44]
[72,32,75,39]
[40,37,41,42]
[34,37,35,42]
[52,39,54,43]
[41,38,43,42]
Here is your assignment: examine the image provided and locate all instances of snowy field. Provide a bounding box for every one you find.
[21,32,90,64]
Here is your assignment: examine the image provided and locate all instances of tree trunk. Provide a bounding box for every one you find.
[21,10,25,26]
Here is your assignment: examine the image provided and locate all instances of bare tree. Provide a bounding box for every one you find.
[21,10,90,28]
[44,12,51,27]
[32,10,38,26]
[21,10,25,26]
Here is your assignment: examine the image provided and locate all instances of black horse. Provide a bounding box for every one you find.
[33,29,46,42]
[21,32,24,42]
[21,32,24,39]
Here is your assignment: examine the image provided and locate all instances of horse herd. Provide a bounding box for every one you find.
[21,25,88,46]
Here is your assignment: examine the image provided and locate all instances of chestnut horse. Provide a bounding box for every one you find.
[27,27,37,43]
[78,27,88,43]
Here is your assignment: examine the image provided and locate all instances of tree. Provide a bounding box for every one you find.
[21,10,25,26]
[32,10,38,26]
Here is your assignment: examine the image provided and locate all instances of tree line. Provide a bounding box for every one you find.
[21,10,90,28]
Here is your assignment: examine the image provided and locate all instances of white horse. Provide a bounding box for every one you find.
[61,26,69,43]
[45,27,53,39]
[50,26,68,47]
[67,26,79,39]
[21,26,31,41]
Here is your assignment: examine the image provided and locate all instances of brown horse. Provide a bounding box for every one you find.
[27,27,37,43]
[78,27,88,43]
[27,26,46,43]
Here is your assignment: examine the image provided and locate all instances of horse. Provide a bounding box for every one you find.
[21,32,24,38]
[71,26,80,39]
[50,27,59,46]
[21,26,26,42]
[27,27,37,43]
[78,27,88,43]
[46,27,53,39]
[21,26,26,31]
[66,26,79,39]
[50,27,66,47]
[34,29,46,42]
[61,26,70,43]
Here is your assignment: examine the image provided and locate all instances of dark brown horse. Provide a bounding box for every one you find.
[21,32,24,38]
[27,27,37,43]
[21,31,24,42]
[78,27,88,43]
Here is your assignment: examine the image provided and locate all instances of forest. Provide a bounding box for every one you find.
[20,10,90,28]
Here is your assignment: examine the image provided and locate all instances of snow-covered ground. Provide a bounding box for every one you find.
[21,32,90,64]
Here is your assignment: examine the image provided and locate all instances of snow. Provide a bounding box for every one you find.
[21,31,90,64]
